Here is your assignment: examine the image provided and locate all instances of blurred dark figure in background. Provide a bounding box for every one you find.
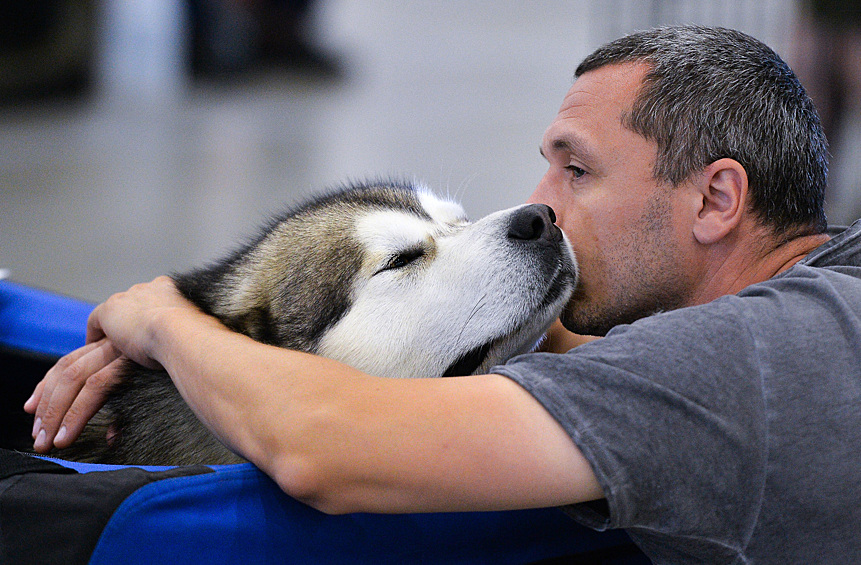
[188,0,344,81]
[0,1,96,102]
[0,0,341,104]
[795,0,861,224]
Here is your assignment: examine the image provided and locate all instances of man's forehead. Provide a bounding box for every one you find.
[562,62,646,115]
[541,62,648,153]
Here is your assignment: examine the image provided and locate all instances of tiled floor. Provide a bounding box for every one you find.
[1,0,848,303]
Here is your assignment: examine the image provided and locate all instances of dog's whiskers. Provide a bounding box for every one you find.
[452,293,490,353]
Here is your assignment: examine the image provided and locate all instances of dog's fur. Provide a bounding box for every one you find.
[54,180,577,465]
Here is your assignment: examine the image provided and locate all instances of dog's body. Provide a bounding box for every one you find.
[55,180,577,465]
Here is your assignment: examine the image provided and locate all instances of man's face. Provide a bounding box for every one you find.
[529,62,695,335]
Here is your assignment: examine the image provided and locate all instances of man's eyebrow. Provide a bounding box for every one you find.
[540,135,597,164]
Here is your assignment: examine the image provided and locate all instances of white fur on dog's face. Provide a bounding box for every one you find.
[316,188,577,378]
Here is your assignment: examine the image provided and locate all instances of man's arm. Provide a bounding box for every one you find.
[27,277,603,514]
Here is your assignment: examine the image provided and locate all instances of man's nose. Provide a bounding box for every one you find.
[527,167,560,204]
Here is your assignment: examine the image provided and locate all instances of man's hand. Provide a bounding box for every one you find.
[23,276,199,452]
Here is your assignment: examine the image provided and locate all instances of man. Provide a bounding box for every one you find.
[26,26,861,563]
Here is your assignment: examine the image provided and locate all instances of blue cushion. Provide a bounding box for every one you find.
[0,280,92,357]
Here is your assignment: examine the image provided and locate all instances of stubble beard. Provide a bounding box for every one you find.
[560,191,692,336]
[559,280,687,336]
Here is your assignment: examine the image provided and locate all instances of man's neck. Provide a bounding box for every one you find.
[768,232,832,275]
[691,231,831,306]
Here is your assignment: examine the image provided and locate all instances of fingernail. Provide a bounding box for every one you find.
[23,393,35,411]
[32,417,42,439]
[55,426,67,444]
[35,428,47,450]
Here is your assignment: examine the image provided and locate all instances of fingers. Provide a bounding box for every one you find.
[52,357,128,450]
[28,339,122,453]
[85,302,107,345]
[24,339,105,415]
[22,378,45,415]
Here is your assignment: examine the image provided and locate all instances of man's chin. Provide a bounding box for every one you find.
[559,306,610,338]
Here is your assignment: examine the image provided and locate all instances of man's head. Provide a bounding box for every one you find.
[577,25,829,237]
[530,25,829,336]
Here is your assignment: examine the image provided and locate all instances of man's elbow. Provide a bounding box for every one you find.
[266,454,363,515]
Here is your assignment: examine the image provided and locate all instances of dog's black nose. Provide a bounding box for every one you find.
[507,204,560,243]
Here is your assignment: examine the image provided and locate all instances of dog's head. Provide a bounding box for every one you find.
[179,180,577,378]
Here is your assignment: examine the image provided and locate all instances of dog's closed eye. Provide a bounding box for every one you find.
[379,248,425,273]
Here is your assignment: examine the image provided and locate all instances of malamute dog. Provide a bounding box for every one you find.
[54,180,577,465]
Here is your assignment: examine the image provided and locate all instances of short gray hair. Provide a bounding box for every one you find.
[576,25,828,235]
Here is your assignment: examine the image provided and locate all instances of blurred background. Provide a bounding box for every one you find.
[1,0,860,303]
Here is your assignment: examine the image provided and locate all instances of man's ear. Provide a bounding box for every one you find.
[692,158,749,245]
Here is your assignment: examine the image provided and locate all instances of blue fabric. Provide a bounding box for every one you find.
[4,281,643,563]
[0,280,92,357]
[76,461,632,564]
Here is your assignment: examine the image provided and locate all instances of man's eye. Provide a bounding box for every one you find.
[566,165,586,179]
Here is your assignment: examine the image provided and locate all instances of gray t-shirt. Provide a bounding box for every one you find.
[494,221,861,564]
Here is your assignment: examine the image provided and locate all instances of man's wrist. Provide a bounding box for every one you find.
[151,305,228,371]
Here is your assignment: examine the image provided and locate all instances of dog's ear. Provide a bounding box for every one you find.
[691,158,748,245]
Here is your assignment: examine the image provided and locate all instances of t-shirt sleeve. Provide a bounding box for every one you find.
[493,302,768,550]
